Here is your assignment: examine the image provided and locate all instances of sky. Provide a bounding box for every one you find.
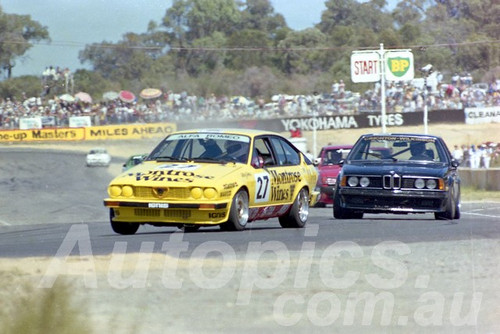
[1,0,397,77]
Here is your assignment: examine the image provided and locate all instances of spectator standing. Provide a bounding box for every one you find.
[338,80,345,98]
[331,81,339,97]
[481,144,492,168]
[470,145,480,168]
[461,145,469,167]
[452,145,463,164]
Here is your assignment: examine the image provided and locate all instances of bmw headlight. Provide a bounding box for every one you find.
[347,176,359,187]
[414,178,425,189]
[426,179,437,189]
[359,177,370,187]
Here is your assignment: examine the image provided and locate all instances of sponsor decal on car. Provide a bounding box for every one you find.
[133,169,214,182]
[157,163,201,171]
[148,203,169,208]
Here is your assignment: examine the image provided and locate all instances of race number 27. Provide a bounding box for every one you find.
[254,172,270,202]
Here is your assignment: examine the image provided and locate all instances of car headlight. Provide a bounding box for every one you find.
[204,188,217,199]
[359,177,370,187]
[347,176,359,187]
[122,186,134,197]
[109,185,122,197]
[191,187,203,199]
[414,178,425,189]
[426,179,437,189]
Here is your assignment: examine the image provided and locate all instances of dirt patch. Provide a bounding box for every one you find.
[1,238,499,333]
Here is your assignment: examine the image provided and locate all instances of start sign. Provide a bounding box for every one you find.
[351,50,414,83]
[351,52,380,83]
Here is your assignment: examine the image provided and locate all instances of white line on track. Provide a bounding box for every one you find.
[0,219,11,226]
[461,212,500,219]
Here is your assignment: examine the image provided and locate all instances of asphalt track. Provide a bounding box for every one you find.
[1,148,499,258]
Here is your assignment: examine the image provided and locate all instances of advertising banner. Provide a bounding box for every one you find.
[464,107,500,124]
[0,128,85,142]
[19,117,42,130]
[84,123,176,140]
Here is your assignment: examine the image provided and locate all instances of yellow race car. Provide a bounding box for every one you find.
[104,128,319,234]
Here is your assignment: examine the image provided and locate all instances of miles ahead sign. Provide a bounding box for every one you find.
[351,50,414,83]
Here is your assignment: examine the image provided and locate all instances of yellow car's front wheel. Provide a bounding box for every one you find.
[110,209,140,235]
[220,190,249,231]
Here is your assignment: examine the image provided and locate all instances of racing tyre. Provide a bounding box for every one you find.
[435,194,456,221]
[222,190,249,231]
[279,188,309,228]
[333,193,363,219]
[183,225,200,232]
[333,192,346,219]
[454,201,461,219]
[110,209,139,235]
[314,201,326,208]
[454,189,461,219]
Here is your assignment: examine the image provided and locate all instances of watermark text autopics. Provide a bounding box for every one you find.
[39,224,482,327]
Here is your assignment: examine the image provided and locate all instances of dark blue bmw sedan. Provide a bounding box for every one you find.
[333,133,461,221]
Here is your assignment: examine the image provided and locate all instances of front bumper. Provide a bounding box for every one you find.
[104,199,229,225]
[337,187,449,213]
[318,185,335,204]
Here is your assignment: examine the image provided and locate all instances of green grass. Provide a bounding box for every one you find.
[461,186,500,202]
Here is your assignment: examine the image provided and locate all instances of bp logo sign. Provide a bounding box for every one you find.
[385,51,414,81]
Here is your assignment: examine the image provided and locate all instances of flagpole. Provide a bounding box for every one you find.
[380,43,386,134]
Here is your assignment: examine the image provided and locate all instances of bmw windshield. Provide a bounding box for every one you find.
[348,135,446,163]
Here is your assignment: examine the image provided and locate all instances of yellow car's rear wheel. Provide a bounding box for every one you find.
[279,187,309,228]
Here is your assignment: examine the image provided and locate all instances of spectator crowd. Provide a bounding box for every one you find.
[0,69,499,166]
[452,143,500,169]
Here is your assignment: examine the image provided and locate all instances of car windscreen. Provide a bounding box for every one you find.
[348,136,445,162]
[323,149,350,165]
[148,133,251,163]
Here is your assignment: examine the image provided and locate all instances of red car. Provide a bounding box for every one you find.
[314,145,353,207]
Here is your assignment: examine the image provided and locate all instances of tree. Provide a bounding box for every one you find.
[79,32,158,82]
[0,8,49,78]
[276,28,327,75]
[162,0,241,75]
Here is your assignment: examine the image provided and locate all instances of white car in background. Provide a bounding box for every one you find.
[86,148,111,167]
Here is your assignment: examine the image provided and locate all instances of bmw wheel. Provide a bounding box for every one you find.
[333,192,363,219]
[435,194,456,221]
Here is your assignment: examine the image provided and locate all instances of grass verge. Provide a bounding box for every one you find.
[461,186,500,202]
[0,278,92,334]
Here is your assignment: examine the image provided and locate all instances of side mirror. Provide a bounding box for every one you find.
[451,159,460,168]
[251,155,265,169]
[313,158,321,166]
[338,159,345,166]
